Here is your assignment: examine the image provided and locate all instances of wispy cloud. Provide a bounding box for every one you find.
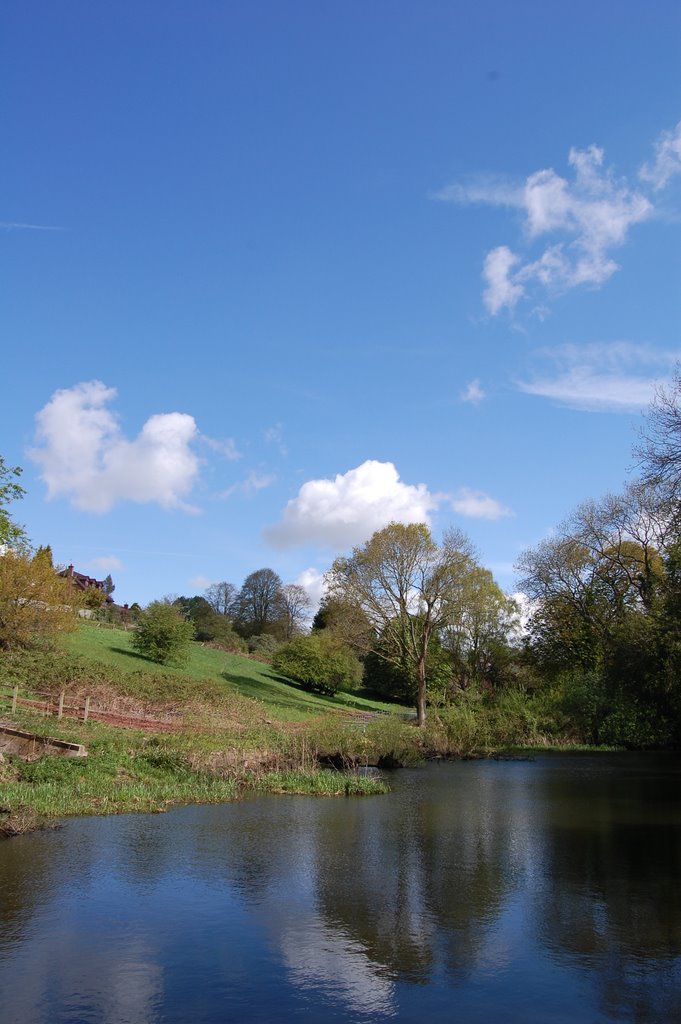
[201,435,241,460]
[639,120,681,191]
[0,221,62,231]
[450,487,513,520]
[436,121,681,314]
[189,574,213,590]
[460,378,486,404]
[264,423,288,456]
[86,555,124,573]
[517,342,680,412]
[221,471,275,499]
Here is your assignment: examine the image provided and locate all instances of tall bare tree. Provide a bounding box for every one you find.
[233,568,283,637]
[277,583,312,639]
[636,366,681,498]
[204,581,237,617]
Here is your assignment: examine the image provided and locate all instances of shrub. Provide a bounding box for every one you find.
[247,634,281,658]
[131,600,195,666]
[273,633,362,695]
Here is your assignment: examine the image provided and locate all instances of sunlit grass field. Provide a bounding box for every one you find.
[62,624,409,722]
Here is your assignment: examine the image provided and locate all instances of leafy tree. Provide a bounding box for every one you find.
[326,522,478,725]
[0,456,27,549]
[131,600,195,665]
[0,548,79,649]
[440,566,519,689]
[82,586,108,610]
[174,594,244,648]
[273,633,362,695]
[517,487,668,674]
[103,574,115,598]
[364,626,452,704]
[33,545,54,568]
[233,568,283,637]
[204,581,237,617]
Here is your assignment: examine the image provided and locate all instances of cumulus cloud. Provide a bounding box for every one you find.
[517,342,679,412]
[436,125,681,313]
[295,567,327,611]
[639,120,681,190]
[450,488,513,520]
[266,460,513,549]
[30,381,202,512]
[265,460,439,549]
[460,378,486,405]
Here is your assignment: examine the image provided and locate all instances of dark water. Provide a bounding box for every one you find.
[1,754,680,1024]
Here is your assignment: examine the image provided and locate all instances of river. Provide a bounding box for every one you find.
[1,752,680,1023]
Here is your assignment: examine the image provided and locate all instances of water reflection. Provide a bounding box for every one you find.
[532,755,681,1022]
[0,755,679,1023]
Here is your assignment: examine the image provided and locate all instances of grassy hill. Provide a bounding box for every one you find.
[62,624,409,722]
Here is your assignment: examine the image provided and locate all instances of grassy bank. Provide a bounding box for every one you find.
[0,626,404,836]
[0,625,600,838]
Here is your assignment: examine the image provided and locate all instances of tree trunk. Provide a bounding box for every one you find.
[416,656,427,727]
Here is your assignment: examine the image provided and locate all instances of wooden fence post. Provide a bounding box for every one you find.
[12,685,18,714]
[58,691,65,720]
[83,696,90,722]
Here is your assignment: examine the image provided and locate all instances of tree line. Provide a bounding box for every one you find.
[2,366,680,744]
[515,369,681,747]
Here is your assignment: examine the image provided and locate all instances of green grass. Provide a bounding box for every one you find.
[62,625,409,722]
[0,626,412,836]
[0,702,390,836]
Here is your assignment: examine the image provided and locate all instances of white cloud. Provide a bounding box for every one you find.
[265,460,438,550]
[450,488,513,520]
[30,381,202,512]
[439,131,665,314]
[266,460,513,548]
[86,555,124,573]
[509,591,535,638]
[295,567,327,611]
[517,342,679,412]
[221,471,275,499]
[483,246,525,314]
[460,378,486,404]
[639,120,681,190]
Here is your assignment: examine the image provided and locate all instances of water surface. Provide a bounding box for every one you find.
[1,753,680,1023]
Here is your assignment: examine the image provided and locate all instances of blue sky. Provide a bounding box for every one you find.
[2,1,680,608]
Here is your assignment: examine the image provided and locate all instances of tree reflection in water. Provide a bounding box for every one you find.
[0,755,679,1024]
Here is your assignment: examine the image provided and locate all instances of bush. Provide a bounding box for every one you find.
[131,600,195,666]
[247,634,281,658]
[273,634,362,695]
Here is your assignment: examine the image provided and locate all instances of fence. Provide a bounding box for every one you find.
[0,686,179,732]
[1,686,93,721]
